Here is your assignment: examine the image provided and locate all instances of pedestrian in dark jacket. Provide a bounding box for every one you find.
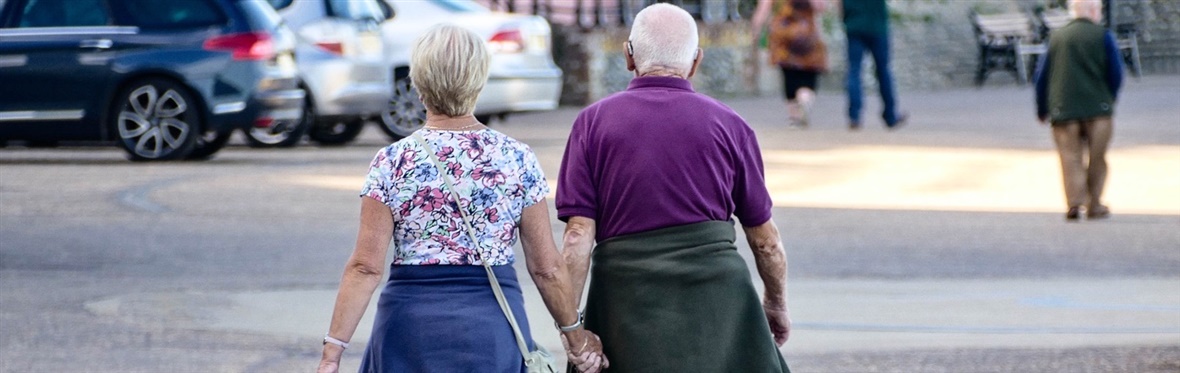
[1034,0,1124,221]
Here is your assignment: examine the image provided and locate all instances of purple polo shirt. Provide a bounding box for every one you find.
[556,76,773,241]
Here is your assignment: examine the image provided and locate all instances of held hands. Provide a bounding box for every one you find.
[763,302,792,346]
[561,329,609,373]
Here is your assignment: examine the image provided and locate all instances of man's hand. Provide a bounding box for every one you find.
[763,303,792,346]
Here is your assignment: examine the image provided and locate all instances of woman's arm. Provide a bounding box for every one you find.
[520,202,606,372]
[318,197,394,373]
[751,0,774,37]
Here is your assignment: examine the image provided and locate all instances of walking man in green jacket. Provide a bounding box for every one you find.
[1034,0,1124,221]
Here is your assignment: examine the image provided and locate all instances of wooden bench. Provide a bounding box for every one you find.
[971,11,1041,86]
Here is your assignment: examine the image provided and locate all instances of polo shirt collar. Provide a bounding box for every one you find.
[627,76,695,92]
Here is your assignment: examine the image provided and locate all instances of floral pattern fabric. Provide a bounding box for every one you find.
[361,129,550,265]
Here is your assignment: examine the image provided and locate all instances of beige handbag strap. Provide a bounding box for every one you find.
[413,132,534,362]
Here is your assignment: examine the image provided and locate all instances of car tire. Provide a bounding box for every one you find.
[379,75,426,141]
[112,78,201,161]
[186,128,233,160]
[308,118,366,146]
[475,114,492,125]
[245,100,309,148]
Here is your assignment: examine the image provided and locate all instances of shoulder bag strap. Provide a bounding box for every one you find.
[412,132,534,361]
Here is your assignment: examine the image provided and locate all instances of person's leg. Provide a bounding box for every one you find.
[846,34,866,128]
[795,70,818,127]
[782,67,804,128]
[1085,116,1114,218]
[867,32,901,126]
[1051,121,1087,220]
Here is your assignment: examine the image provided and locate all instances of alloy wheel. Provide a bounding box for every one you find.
[117,84,192,159]
[380,77,426,140]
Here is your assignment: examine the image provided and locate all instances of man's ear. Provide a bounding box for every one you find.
[687,48,703,78]
[625,41,636,72]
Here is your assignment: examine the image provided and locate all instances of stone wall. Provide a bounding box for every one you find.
[550,0,1180,104]
[553,23,755,105]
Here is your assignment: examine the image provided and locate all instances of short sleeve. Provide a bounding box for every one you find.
[519,145,550,207]
[360,147,396,205]
[555,112,598,221]
[731,125,773,227]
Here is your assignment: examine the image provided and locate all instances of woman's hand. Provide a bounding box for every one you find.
[317,344,344,373]
[561,329,609,372]
[316,360,339,373]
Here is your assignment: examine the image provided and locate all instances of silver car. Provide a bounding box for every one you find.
[264,0,393,146]
[378,0,562,140]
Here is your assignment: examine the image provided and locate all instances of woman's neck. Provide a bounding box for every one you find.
[424,113,483,131]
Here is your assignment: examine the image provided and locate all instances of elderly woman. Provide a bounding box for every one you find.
[317,25,605,373]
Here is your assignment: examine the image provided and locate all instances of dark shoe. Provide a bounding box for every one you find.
[887,111,909,130]
[1087,205,1110,219]
[849,121,862,131]
[1065,207,1081,221]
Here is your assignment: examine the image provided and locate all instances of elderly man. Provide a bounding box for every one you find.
[1034,0,1123,221]
[557,4,791,372]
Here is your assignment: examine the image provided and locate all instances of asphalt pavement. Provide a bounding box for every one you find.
[1,75,1178,372]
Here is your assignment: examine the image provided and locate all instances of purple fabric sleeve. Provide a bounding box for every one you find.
[556,111,598,222]
[731,125,774,227]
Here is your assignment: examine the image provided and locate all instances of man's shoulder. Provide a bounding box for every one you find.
[582,88,738,115]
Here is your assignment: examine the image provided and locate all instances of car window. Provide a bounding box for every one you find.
[115,0,226,30]
[429,0,487,13]
[237,0,283,32]
[18,0,110,27]
[266,0,293,10]
[328,0,381,20]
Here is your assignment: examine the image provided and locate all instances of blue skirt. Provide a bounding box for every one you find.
[359,264,535,373]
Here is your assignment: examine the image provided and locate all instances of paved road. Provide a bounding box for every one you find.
[2,76,1178,372]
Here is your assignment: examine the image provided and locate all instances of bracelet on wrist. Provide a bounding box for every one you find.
[557,310,584,332]
[323,334,349,349]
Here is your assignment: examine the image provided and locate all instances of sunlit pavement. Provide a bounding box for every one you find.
[1,76,1178,372]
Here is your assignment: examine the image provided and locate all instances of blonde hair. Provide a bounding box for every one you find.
[628,3,699,74]
[410,24,490,117]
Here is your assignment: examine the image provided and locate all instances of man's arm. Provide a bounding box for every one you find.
[562,216,597,305]
[743,219,790,345]
[1104,31,1124,100]
[1034,52,1051,122]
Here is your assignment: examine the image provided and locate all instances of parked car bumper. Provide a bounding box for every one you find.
[207,70,305,132]
[476,67,562,114]
[299,50,391,118]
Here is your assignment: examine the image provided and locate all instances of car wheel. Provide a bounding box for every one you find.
[186,128,232,160]
[379,76,425,141]
[245,105,309,148]
[113,79,200,161]
[475,114,492,125]
[308,118,366,146]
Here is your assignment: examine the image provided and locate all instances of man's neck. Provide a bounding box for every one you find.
[637,66,689,79]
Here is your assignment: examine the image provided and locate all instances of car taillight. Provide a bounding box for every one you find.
[314,41,345,56]
[204,32,275,61]
[488,29,524,54]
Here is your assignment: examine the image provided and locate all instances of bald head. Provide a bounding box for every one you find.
[1069,0,1103,22]
[628,3,699,75]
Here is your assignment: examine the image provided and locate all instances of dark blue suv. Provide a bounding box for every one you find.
[0,0,305,160]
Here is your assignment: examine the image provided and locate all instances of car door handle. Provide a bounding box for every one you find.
[80,39,113,49]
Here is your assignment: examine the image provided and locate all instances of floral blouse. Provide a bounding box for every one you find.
[361,129,549,265]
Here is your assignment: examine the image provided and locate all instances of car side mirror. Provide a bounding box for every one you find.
[377,1,395,21]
